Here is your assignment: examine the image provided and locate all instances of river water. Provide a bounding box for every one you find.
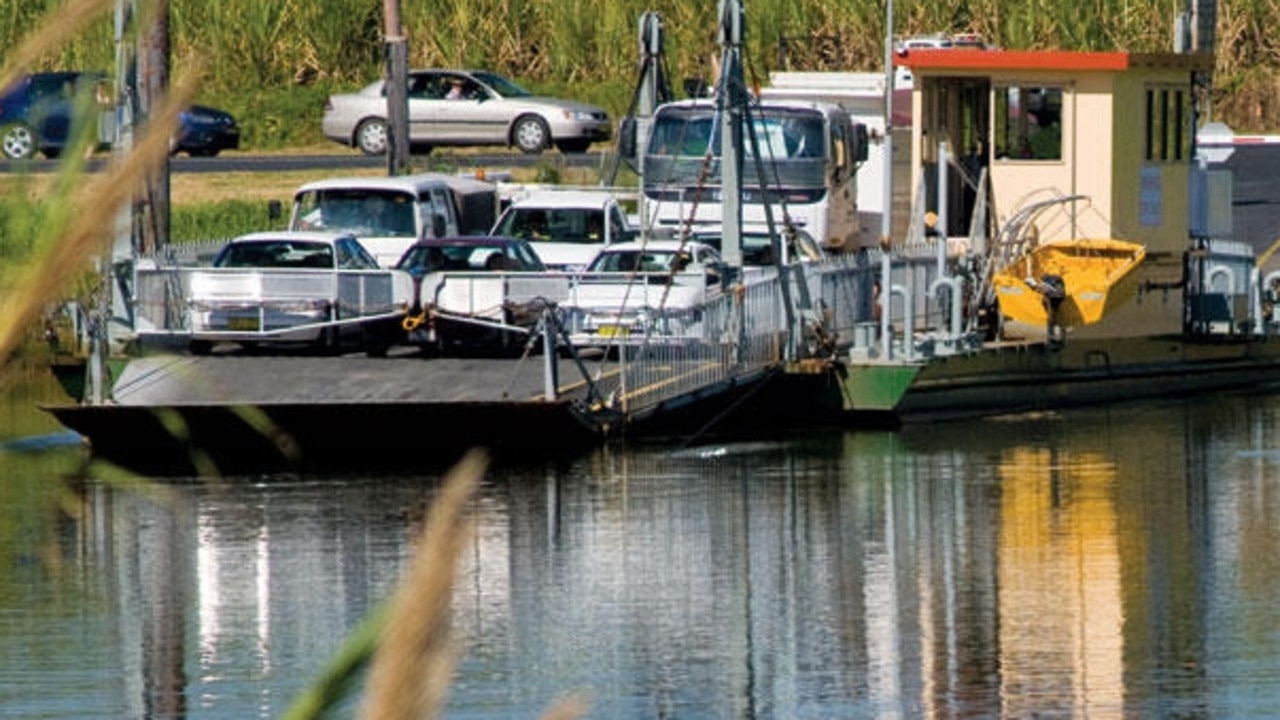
[2,367,1279,719]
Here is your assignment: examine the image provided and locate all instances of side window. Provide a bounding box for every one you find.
[408,74,432,99]
[430,188,451,226]
[608,208,625,241]
[994,86,1063,161]
[1145,86,1188,163]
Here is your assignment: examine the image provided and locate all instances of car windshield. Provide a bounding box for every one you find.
[214,241,334,269]
[470,71,532,98]
[589,249,689,273]
[494,207,606,245]
[694,231,819,265]
[292,189,417,237]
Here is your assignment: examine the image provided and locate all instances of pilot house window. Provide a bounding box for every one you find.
[994,86,1063,161]
[1145,86,1187,163]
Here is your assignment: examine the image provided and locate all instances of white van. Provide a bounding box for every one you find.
[490,189,636,272]
[289,173,498,267]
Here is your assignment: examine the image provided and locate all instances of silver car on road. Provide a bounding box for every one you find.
[322,69,612,156]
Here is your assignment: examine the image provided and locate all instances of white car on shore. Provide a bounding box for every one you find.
[321,69,612,156]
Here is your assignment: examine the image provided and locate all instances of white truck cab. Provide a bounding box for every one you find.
[490,189,636,272]
[289,173,498,267]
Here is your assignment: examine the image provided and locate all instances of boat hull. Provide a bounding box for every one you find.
[827,334,1280,421]
[44,400,605,475]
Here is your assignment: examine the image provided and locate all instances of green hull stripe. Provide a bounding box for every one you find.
[838,364,922,412]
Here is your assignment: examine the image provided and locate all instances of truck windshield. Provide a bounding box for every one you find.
[644,105,828,191]
[494,207,607,245]
[292,189,418,237]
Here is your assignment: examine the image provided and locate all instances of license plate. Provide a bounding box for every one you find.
[598,325,629,338]
[227,316,260,331]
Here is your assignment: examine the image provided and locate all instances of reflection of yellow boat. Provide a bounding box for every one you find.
[992,239,1146,327]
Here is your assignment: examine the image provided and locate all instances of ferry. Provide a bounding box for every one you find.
[791,45,1280,422]
[42,5,1280,471]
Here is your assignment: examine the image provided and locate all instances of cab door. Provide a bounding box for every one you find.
[433,73,506,143]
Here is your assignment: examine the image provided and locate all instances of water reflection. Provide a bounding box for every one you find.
[4,394,1280,717]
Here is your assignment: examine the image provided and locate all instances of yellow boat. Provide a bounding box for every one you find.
[991,238,1146,328]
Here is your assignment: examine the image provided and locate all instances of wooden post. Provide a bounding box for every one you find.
[384,0,411,176]
[136,0,170,251]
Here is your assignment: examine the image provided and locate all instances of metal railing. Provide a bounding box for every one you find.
[132,266,406,336]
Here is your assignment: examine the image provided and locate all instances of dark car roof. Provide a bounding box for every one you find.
[407,235,529,248]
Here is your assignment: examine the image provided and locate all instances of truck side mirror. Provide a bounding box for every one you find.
[853,123,870,162]
[618,117,636,161]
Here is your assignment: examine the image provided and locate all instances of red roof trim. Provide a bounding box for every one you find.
[896,49,1130,72]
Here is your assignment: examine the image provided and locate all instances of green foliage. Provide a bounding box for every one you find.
[532,163,562,184]
[0,185,42,266]
[170,200,286,244]
[2,0,1280,141]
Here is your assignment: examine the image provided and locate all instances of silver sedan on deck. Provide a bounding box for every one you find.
[322,69,612,156]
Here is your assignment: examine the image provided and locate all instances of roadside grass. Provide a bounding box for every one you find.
[2,151,610,243]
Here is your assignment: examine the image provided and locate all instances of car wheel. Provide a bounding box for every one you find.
[512,115,549,154]
[355,118,389,156]
[556,139,591,154]
[2,123,37,160]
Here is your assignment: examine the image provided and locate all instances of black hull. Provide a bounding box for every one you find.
[45,401,604,476]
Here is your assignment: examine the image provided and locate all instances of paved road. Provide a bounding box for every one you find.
[1211,143,1280,257]
[0,150,607,175]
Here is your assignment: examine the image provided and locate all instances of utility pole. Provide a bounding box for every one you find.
[136,0,170,252]
[384,0,410,176]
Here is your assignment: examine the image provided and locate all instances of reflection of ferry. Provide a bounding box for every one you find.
[802,45,1280,421]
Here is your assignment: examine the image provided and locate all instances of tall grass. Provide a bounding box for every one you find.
[5,0,1279,145]
[170,199,285,242]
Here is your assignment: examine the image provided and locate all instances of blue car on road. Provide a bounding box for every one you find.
[0,71,240,160]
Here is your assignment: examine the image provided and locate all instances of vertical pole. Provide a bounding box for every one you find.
[384,0,411,176]
[136,0,169,253]
[936,139,948,279]
[716,0,744,269]
[542,312,559,402]
[881,0,895,247]
[878,0,895,361]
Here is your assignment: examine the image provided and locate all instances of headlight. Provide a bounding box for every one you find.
[563,110,595,122]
